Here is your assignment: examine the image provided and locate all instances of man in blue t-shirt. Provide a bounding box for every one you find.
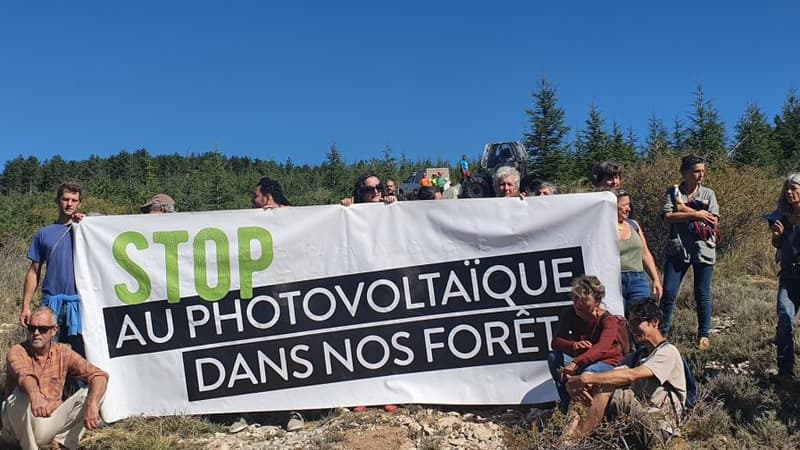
[20,182,85,356]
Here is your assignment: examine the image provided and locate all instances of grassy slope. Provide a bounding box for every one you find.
[1,155,799,449]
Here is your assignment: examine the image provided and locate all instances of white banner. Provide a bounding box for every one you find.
[73,192,622,422]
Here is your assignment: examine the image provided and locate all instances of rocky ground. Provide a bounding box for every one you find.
[184,406,549,450]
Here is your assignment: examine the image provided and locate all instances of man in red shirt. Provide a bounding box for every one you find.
[2,307,108,450]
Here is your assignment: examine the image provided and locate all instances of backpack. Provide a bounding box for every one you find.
[629,345,698,412]
[605,312,634,355]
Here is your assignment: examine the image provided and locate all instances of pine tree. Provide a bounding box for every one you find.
[732,103,779,170]
[522,79,573,182]
[670,116,686,152]
[686,85,727,162]
[645,115,670,159]
[575,103,610,178]
[322,143,348,193]
[608,122,638,164]
[775,89,800,171]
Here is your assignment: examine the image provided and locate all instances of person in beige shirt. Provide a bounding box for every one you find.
[2,307,108,450]
[563,301,686,447]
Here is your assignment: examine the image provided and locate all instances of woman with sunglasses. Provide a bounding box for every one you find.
[340,173,397,206]
[615,189,663,316]
[341,173,397,413]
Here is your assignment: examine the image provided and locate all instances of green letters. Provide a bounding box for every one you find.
[153,230,190,303]
[193,228,231,301]
[112,231,151,305]
[238,227,274,300]
[112,226,273,305]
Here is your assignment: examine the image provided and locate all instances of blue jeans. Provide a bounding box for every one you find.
[777,271,800,375]
[621,271,651,317]
[660,257,713,338]
[547,352,614,409]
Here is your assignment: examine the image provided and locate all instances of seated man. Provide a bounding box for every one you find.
[563,302,686,446]
[2,307,109,450]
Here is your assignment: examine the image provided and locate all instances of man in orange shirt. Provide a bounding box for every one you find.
[2,307,109,450]
[420,174,432,187]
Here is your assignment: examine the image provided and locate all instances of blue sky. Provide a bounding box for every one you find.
[1,0,798,167]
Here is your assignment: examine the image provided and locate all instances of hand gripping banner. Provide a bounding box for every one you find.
[73,193,622,421]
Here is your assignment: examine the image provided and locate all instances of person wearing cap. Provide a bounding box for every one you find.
[140,194,176,214]
[20,183,86,358]
[660,155,719,350]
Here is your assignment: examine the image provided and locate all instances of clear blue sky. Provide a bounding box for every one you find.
[1,0,797,167]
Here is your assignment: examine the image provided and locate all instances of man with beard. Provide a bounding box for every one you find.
[3,307,108,450]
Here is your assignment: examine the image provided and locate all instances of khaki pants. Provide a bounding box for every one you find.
[1,387,93,450]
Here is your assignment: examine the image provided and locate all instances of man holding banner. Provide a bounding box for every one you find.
[72,191,624,422]
[20,182,86,357]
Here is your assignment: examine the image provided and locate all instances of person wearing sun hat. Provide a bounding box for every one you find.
[140,193,177,214]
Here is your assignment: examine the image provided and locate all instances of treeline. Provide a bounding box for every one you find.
[1,80,797,248]
[1,147,454,208]
[0,147,455,245]
[524,81,800,183]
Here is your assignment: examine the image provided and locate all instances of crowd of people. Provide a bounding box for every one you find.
[4,153,798,449]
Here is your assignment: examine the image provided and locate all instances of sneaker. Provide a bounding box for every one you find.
[228,418,248,433]
[383,404,398,412]
[697,337,710,350]
[286,412,304,432]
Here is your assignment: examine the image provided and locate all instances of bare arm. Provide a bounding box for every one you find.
[567,364,654,394]
[20,261,41,326]
[664,206,718,226]
[84,374,109,430]
[636,221,663,299]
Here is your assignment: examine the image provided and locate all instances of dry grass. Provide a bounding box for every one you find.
[1,155,798,448]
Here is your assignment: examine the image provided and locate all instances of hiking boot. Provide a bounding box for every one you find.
[697,337,710,350]
[286,412,304,432]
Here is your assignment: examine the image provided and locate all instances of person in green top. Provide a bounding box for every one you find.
[434,171,447,191]
[614,189,663,316]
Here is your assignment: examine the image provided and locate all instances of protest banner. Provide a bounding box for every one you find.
[73,192,622,421]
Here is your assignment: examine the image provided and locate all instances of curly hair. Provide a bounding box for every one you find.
[571,275,605,304]
[493,166,520,192]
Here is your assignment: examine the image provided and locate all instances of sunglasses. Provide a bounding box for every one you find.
[358,184,384,195]
[27,325,55,334]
